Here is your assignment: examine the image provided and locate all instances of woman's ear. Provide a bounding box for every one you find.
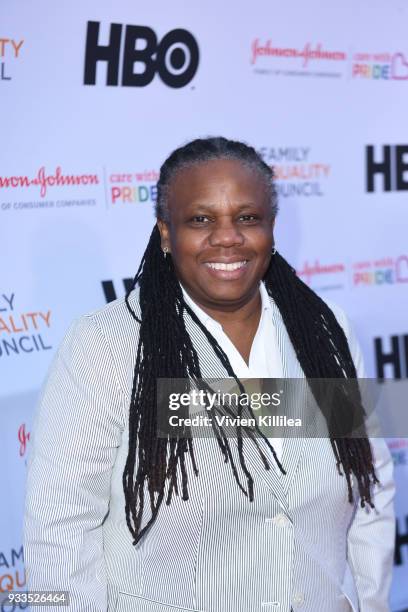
[157,219,170,252]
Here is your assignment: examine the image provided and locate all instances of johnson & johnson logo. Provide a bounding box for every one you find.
[0,167,100,198]
[251,40,347,66]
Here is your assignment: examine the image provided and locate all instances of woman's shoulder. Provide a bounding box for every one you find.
[58,286,142,371]
[323,298,350,335]
[322,298,365,378]
[81,285,141,334]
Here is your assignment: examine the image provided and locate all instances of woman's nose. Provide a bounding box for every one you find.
[208,221,245,248]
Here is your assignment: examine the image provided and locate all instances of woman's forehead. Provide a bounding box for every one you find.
[168,158,266,197]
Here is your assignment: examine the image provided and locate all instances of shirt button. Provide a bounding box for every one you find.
[292,592,305,607]
[273,513,289,527]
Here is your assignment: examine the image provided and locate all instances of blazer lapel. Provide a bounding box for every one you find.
[183,302,297,512]
[268,293,309,496]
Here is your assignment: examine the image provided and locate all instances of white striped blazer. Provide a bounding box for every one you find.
[24,286,395,612]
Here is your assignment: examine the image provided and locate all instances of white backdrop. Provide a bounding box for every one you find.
[1,0,408,609]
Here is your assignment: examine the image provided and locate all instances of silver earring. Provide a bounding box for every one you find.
[163,246,169,258]
[271,247,277,255]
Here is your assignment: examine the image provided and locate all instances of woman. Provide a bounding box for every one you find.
[24,137,395,612]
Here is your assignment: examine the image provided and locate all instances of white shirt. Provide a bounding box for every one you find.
[181,281,284,460]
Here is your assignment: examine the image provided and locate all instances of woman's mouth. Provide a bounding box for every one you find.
[203,260,249,279]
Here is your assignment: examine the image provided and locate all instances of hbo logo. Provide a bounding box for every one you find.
[84,21,199,88]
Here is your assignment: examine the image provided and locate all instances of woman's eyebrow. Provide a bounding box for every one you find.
[185,201,257,211]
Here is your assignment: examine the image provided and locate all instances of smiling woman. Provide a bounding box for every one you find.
[157,158,274,313]
[24,137,395,612]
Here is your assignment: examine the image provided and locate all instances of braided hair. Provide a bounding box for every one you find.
[123,137,378,545]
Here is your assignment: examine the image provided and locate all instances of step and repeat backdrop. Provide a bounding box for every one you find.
[1,0,408,609]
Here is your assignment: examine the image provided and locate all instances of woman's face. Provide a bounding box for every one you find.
[157,158,275,312]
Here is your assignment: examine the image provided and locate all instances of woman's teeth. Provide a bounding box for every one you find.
[205,261,247,271]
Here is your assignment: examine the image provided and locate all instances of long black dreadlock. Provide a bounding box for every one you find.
[123,137,378,545]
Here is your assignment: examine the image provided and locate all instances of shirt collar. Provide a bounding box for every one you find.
[180,281,271,331]
[259,280,272,312]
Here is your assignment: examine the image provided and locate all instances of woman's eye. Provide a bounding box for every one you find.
[191,215,210,223]
[189,214,259,225]
[239,215,258,222]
